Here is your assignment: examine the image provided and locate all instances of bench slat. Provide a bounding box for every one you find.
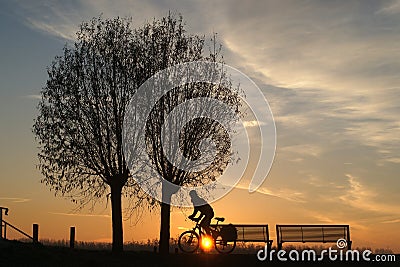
[276,224,351,250]
[210,224,273,246]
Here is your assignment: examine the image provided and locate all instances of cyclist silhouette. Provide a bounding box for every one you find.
[188,190,214,236]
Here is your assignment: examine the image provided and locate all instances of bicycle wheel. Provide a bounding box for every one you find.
[214,235,236,254]
[178,230,200,253]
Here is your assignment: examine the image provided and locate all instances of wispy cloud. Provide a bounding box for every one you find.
[279,144,322,158]
[377,0,400,14]
[339,174,377,210]
[338,174,400,216]
[222,1,400,94]
[0,197,31,203]
[12,1,400,160]
[235,183,306,203]
[242,120,266,128]
[49,212,110,218]
[381,218,400,224]
[218,1,400,164]
[22,94,41,100]
[258,187,306,203]
[384,157,400,164]
[13,0,103,41]
[25,17,76,41]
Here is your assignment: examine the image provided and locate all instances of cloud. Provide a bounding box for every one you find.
[22,94,41,100]
[25,17,76,41]
[13,0,400,94]
[339,174,377,210]
[264,83,400,165]
[0,197,31,203]
[338,174,400,216]
[14,0,175,41]
[384,157,400,164]
[215,0,400,161]
[235,183,306,203]
[381,218,400,224]
[49,212,110,218]
[14,1,80,41]
[377,0,400,14]
[279,144,322,158]
[258,187,306,203]
[242,120,267,128]
[221,1,400,92]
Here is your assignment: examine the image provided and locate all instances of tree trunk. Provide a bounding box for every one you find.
[159,180,179,255]
[159,201,171,255]
[110,183,123,253]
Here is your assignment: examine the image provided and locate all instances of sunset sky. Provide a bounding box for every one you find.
[0,0,399,252]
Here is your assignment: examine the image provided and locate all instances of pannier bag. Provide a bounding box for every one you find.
[220,224,237,241]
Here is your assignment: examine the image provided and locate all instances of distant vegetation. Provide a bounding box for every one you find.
[15,238,394,255]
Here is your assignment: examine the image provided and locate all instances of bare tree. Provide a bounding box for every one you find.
[133,23,243,253]
[33,17,149,252]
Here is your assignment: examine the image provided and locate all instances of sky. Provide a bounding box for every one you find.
[0,0,399,252]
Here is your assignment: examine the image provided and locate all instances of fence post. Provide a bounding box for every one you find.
[32,224,39,243]
[70,227,75,249]
[0,207,8,240]
[0,211,2,239]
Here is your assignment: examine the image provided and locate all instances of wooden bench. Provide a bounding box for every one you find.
[211,224,273,250]
[276,224,351,250]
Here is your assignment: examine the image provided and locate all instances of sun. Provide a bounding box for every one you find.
[201,236,213,251]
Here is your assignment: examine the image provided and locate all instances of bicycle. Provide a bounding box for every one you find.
[178,217,237,254]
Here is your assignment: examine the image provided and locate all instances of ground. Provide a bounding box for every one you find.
[0,240,398,267]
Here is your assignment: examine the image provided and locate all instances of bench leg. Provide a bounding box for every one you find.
[267,241,272,251]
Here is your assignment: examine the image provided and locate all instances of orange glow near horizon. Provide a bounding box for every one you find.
[201,236,213,251]
[1,185,400,254]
